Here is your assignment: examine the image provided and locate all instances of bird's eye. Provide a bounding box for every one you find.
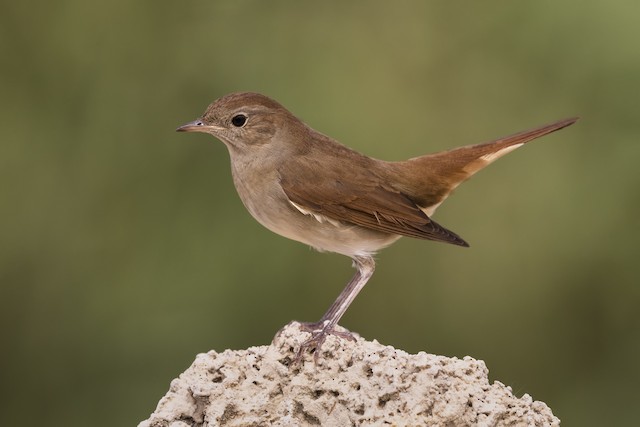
[231,114,247,127]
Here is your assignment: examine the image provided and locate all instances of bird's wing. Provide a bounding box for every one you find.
[279,162,469,247]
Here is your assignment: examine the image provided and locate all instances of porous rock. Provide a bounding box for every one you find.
[139,322,559,426]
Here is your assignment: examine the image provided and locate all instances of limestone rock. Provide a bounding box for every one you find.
[139,323,559,426]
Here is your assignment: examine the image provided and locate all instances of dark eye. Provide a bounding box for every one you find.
[231,114,247,127]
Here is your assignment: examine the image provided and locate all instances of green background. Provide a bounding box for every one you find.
[2,1,638,425]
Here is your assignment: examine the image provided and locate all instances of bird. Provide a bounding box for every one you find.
[177,92,577,362]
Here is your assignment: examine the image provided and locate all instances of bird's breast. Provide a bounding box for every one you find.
[229,165,399,258]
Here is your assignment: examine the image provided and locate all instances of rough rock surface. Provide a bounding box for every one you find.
[139,323,559,426]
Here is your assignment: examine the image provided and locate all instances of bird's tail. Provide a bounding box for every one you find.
[395,117,579,214]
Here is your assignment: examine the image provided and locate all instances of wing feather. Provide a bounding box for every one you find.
[279,163,469,247]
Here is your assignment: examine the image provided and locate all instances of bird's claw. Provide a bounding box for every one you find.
[294,321,356,364]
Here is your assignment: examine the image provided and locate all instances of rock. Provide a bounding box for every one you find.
[139,322,559,426]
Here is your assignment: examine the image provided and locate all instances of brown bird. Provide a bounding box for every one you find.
[177,92,577,361]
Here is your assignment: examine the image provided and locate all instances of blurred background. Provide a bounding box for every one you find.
[1,1,638,425]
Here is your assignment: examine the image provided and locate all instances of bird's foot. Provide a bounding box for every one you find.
[294,320,356,364]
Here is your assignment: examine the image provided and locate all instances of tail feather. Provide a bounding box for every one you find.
[397,117,578,211]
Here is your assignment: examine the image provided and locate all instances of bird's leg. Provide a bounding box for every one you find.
[295,255,375,363]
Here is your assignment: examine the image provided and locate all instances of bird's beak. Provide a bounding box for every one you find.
[176,119,221,133]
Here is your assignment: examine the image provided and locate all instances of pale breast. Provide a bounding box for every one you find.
[233,173,400,257]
